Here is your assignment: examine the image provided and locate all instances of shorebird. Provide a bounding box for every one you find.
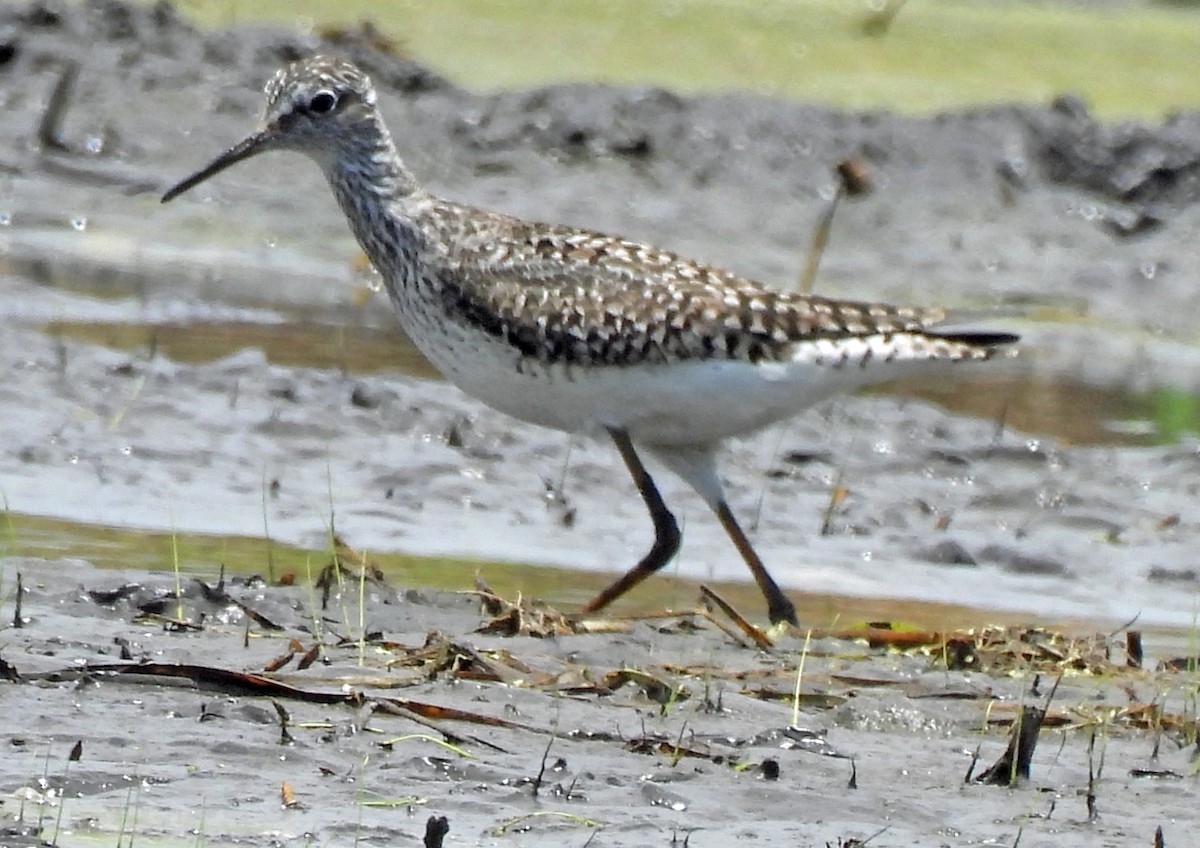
[162,56,1017,625]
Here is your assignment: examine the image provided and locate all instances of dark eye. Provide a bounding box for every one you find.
[309,90,338,114]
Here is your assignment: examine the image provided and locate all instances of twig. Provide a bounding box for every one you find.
[795,158,871,293]
[12,571,22,629]
[976,676,1060,785]
[272,700,293,745]
[698,585,774,650]
[531,734,555,797]
[423,815,449,848]
[38,60,79,152]
[861,0,909,36]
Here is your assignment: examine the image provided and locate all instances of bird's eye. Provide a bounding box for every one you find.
[309,90,338,114]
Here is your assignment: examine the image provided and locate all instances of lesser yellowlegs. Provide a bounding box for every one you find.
[163,57,1018,625]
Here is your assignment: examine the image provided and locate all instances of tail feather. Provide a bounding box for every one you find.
[926,330,1020,349]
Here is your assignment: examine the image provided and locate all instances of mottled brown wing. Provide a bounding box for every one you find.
[430,211,960,367]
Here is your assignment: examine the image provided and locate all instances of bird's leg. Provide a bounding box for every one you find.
[647,443,799,627]
[712,501,798,626]
[579,428,682,616]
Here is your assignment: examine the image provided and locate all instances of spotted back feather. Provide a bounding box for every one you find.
[259,56,1016,370]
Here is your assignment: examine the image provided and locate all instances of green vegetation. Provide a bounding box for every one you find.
[0,510,583,601]
[1150,386,1200,443]
[172,0,1200,118]
[0,511,1026,630]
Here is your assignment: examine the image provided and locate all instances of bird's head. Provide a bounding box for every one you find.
[162,56,380,202]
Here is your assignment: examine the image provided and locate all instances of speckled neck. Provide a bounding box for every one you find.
[324,115,427,302]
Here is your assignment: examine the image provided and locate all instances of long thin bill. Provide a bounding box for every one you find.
[161,129,273,203]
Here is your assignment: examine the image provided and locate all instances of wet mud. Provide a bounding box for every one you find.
[2,2,1200,844]
[4,558,1198,847]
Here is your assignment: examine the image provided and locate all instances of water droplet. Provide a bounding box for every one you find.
[1025,439,1040,453]
[85,135,104,154]
[0,212,10,226]
[1003,155,1028,179]
[70,216,87,231]
[366,275,384,293]
[1139,262,1157,280]
[862,550,873,562]
[121,445,133,456]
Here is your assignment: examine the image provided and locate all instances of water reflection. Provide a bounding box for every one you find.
[44,318,1200,448]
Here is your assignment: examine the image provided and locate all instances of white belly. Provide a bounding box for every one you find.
[416,320,896,446]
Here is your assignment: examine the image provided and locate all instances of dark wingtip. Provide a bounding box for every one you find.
[930,331,1020,348]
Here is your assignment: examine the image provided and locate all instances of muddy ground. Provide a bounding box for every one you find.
[2,556,1195,848]
[2,1,1200,845]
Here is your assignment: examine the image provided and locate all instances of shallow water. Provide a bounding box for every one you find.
[5,256,1200,631]
[37,315,1200,449]
[3,4,1200,635]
